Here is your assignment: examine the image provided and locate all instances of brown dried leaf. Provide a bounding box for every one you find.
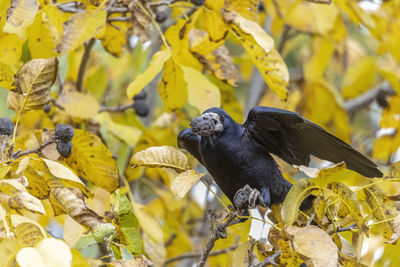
[130,4,149,42]
[7,57,57,113]
[50,187,104,229]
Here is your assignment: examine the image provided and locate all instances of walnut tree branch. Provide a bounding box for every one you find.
[76,38,96,92]
[99,103,135,113]
[253,251,281,267]
[197,210,243,267]
[343,81,395,115]
[163,241,239,266]
[11,139,55,159]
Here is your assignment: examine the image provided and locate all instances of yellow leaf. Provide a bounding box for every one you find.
[158,58,188,112]
[326,182,367,233]
[222,10,289,100]
[94,112,142,146]
[4,0,38,37]
[16,247,45,267]
[286,225,338,267]
[282,179,319,225]
[0,61,16,90]
[35,238,72,267]
[0,0,10,30]
[65,129,119,192]
[56,7,106,54]
[27,11,58,59]
[164,12,202,69]
[11,215,48,239]
[56,87,100,119]
[130,146,190,173]
[126,49,171,99]
[304,37,335,82]
[203,6,229,42]
[180,65,221,112]
[131,200,164,244]
[225,0,259,21]
[42,158,90,195]
[359,186,397,239]
[6,0,38,27]
[0,32,24,69]
[0,179,45,214]
[232,240,253,267]
[100,18,130,57]
[171,170,203,198]
[285,2,339,35]
[7,57,58,113]
[189,30,238,86]
[341,57,377,99]
[12,215,47,247]
[0,238,24,267]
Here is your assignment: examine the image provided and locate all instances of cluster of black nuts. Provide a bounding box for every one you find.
[0,117,14,136]
[54,124,75,158]
[132,90,149,117]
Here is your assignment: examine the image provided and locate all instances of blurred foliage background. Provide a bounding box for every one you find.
[1,0,400,266]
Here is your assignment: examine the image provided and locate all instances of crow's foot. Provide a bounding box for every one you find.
[233,185,266,209]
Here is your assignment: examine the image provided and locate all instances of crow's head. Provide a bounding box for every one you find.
[190,107,229,136]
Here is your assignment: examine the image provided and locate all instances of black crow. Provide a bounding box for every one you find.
[177,106,382,208]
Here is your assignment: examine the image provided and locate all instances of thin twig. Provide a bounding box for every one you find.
[163,242,239,266]
[0,137,8,162]
[58,4,129,14]
[306,211,316,226]
[11,139,55,159]
[107,16,132,22]
[76,38,96,92]
[253,251,281,267]
[99,103,135,113]
[278,25,291,53]
[344,81,395,115]
[328,223,357,235]
[57,70,64,94]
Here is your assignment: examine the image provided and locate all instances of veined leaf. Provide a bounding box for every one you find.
[225,0,259,21]
[7,57,57,113]
[326,182,367,234]
[12,215,47,247]
[222,10,289,100]
[56,7,106,54]
[180,65,221,112]
[171,170,203,198]
[126,49,171,99]
[282,179,319,225]
[65,129,119,192]
[131,146,190,173]
[359,186,397,239]
[286,225,338,267]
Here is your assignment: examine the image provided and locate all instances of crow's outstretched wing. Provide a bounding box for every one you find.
[244,106,382,178]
